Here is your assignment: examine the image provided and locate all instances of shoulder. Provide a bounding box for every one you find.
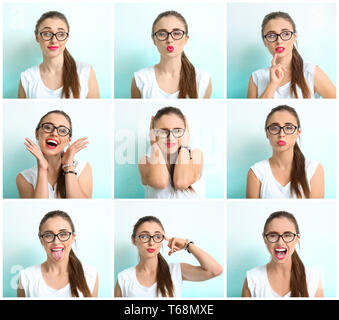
[18,166,37,183]
[20,264,41,279]
[134,66,154,78]
[250,159,269,176]
[195,68,210,80]
[252,67,269,79]
[169,262,182,274]
[76,61,92,77]
[21,65,39,82]
[305,266,321,296]
[118,266,135,282]
[75,160,89,175]
[82,264,97,282]
[247,265,266,282]
[305,159,321,176]
[303,62,316,74]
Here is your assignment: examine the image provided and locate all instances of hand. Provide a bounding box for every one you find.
[165,236,187,256]
[149,116,157,145]
[180,116,190,146]
[269,53,287,88]
[61,137,89,165]
[24,138,48,171]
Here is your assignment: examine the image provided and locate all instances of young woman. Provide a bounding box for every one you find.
[131,10,212,99]
[247,11,336,99]
[242,211,323,297]
[138,106,204,198]
[18,11,99,99]
[246,105,324,198]
[114,216,223,297]
[16,110,92,198]
[17,210,98,297]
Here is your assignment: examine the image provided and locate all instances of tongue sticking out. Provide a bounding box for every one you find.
[51,250,63,261]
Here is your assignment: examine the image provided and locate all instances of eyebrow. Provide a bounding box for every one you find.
[268,122,297,126]
[266,28,292,34]
[155,28,184,32]
[139,230,162,234]
[41,228,70,233]
[40,26,67,31]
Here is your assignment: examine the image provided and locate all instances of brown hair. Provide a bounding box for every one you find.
[153,106,195,192]
[35,110,72,198]
[38,210,92,297]
[261,11,311,98]
[265,105,310,198]
[35,11,80,98]
[152,11,198,98]
[132,216,174,297]
[263,211,309,297]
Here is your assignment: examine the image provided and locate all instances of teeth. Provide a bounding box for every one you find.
[47,139,58,146]
[275,248,287,252]
[51,248,63,252]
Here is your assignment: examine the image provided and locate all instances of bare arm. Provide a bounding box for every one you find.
[247,75,258,98]
[138,145,168,189]
[86,68,100,98]
[18,80,27,98]
[203,78,212,98]
[310,163,325,198]
[166,237,223,282]
[65,162,93,198]
[246,169,261,198]
[314,66,336,98]
[91,273,99,297]
[314,277,324,297]
[241,278,252,297]
[173,148,203,190]
[131,77,141,98]
[114,281,123,297]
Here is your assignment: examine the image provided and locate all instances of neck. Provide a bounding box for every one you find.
[275,51,293,70]
[270,147,294,169]
[137,255,158,273]
[43,258,69,274]
[41,53,64,73]
[156,54,182,75]
[267,258,292,275]
[44,154,62,173]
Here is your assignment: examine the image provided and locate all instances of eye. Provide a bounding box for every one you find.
[42,32,52,37]
[157,31,167,38]
[58,126,69,135]
[154,234,163,241]
[172,30,183,37]
[43,123,54,131]
[266,33,276,40]
[139,234,149,240]
[43,233,54,240]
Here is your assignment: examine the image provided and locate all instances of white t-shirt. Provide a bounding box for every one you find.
[144,169,206,199]
[246,264,321,297]
[18,264,97,297]
[19,160,87,199]
[20,61,91,99]
[250,159,319,199]
[252,62,317,98]
[118,263,182,297]
[134,66,210,98]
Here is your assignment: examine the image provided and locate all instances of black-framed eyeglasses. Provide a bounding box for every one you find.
[40,122,71,137]
[264,31,294,42]
[39,231,73,243]
[266,124,298,135]
[39,31,69,41]
[154,128,185,139]
[136,233,165,243]
[264,232,299,243]
[153,29,186,41]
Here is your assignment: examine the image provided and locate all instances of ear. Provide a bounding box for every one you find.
[131,236,136,246]
[35,33,39,43]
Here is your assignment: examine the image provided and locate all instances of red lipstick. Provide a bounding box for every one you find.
[275,47,285,53]
[277,140,286,146]
[147,248,155,253]
[48,46,59,51]
[167,46,174,52]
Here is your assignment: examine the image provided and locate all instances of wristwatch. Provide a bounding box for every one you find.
[185,240,194,254]
[179,145,192,160]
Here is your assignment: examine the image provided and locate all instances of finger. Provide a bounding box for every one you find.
[272,53,277,67]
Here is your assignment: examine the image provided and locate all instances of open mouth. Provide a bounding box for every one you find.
[275,47,285,53]
[51,247,64,261]
[46,139,59,149]
[274,248,287,260]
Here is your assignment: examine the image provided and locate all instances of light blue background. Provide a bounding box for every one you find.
[3,100,113,199]
[114,200,225,298]
[3,200,113,297]
[3,2,112,98]
[227,3,336,98]
[114,100,225,199]
[227,100,336,198]
[114,2,225,98]
[227,200,336,298]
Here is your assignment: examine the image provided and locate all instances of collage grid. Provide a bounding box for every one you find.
[0,0,338,303]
